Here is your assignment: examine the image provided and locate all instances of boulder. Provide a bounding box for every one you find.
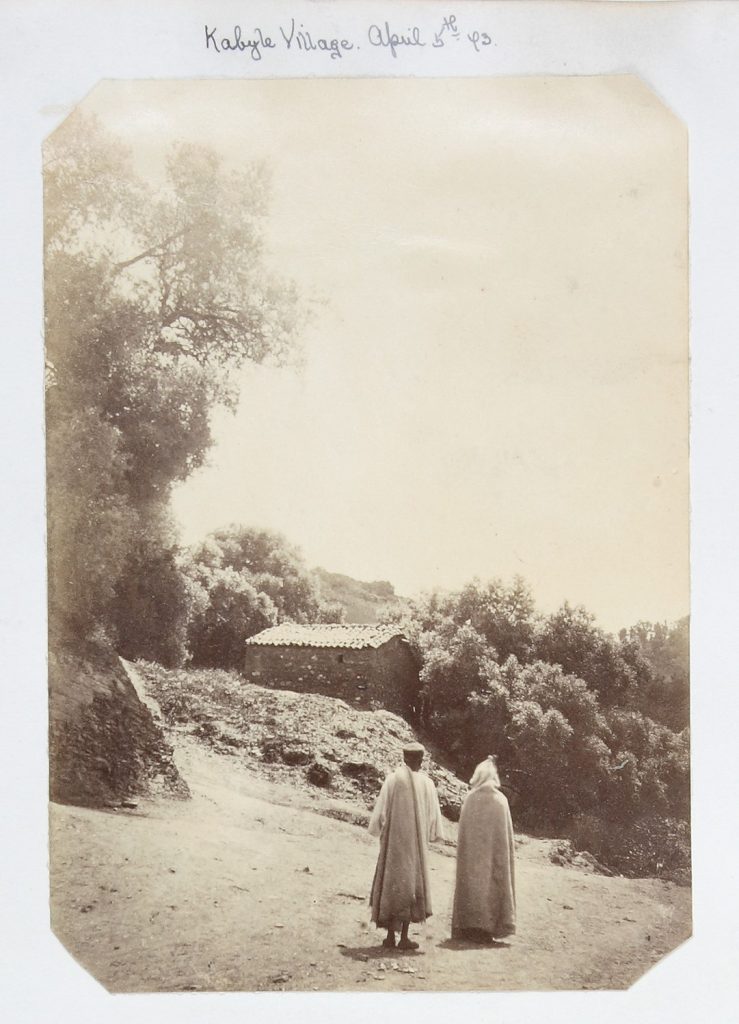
[306,762,332,788]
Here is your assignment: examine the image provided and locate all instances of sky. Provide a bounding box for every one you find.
[83,77,688,633]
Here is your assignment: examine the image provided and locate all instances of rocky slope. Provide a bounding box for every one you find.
[49,640,188,807]
[133,661,467,819]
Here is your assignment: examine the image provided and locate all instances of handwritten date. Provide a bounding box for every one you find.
[203,15,493,62]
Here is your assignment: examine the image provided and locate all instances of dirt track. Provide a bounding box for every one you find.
[49,734,691,992]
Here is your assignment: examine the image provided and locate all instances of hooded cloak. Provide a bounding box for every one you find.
[452,757,516,940]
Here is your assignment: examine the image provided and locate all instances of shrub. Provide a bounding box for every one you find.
[567,812,691,884]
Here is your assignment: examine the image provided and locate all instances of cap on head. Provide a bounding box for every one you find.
[402,741,425,770]
[402,742,425,755]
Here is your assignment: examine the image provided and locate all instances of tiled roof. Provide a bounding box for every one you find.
[244,623,405,650]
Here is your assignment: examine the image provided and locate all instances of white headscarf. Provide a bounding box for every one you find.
[469,755,501,790]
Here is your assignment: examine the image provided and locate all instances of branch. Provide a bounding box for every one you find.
[113,228,189,273]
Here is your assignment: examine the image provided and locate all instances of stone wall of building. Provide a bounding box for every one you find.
[243,636,418,716]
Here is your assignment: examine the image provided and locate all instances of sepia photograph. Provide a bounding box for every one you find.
[45,75,690,993]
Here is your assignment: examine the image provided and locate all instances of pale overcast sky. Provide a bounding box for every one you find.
[84,77,688,633]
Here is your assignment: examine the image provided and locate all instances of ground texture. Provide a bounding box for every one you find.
[49,668,691,993]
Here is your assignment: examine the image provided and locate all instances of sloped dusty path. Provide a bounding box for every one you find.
[49,732,691,993]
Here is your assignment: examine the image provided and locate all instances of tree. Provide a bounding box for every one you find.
[45,110,301,651]
[620,618,690,730]
[418,622,494,722]
[452,576,539,663]
[384,577,690,837]
[189,525,343,623]
[496,660,611,821]
[184,563,279,669]
[536,601,638,706]
[183,526,345,668]
[108,507,195,668]
[46,407,138,640]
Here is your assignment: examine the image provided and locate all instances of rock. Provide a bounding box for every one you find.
[282,747,312,766]
[136,661,469,822]
[261,739,311,765]
[340,761,383,790]
[306,762,333,788]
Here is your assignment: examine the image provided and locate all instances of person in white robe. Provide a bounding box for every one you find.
[451,755,516,943]
[368,742,445,949]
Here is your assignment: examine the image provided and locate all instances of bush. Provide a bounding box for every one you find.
[411,621,689,845]
[567,812,691,884]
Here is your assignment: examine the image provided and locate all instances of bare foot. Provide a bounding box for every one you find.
[382,935,396,948]
[398,938,419,950]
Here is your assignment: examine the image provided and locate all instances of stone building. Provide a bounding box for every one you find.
[243,623,419,715]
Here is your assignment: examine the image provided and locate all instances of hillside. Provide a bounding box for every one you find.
[314,568,402,624]
[48,660,692,992]
[133,661,467,820]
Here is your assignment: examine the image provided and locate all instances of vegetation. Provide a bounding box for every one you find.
[45,113,689,882]
[181,525,344,669]
[312,569,400,624]
[382,580,690,880]
[45,111,301,664]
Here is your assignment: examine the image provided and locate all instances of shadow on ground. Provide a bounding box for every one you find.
[437,938,512,951]
[338,944,424,962]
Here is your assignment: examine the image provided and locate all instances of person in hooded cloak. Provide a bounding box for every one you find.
[451,755,516,943]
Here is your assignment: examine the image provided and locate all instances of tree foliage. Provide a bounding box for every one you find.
[383,581,690,830]
[182,526,345,669]
[45,110,301,652]
[619,618,690,731]
[535,601,647,707]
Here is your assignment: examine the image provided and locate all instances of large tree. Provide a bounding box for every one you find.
[45,110,300,658]
[183,526,345,668]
